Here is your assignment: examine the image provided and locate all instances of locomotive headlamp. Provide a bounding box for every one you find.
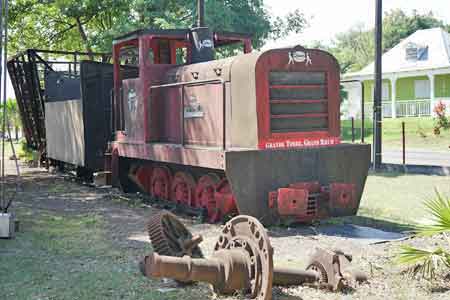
[291,50,306,63]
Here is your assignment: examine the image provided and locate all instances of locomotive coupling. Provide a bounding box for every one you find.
[141,212,368,299]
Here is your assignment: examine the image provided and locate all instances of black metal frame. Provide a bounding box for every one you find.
[7,49,110,153]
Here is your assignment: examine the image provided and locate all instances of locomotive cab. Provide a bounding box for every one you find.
[112,29,252,144]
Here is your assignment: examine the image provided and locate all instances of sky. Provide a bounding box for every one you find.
[263,0,450,49]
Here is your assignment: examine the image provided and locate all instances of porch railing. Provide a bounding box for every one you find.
[363,102,392,118]
[396,100,431,117]
[364,99,431,118]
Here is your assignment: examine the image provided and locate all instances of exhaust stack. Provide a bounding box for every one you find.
[197,0,205,27]
[190,0,214,63]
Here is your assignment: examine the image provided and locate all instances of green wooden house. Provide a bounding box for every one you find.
[343,27,450,119]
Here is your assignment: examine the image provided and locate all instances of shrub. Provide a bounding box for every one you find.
[433,101,449,135]
[17,140,37,163]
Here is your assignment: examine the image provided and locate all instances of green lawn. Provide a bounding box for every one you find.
[357,172,450,225]
[1,171,449,299]
[341,117,450,151]
[0,211,207,300]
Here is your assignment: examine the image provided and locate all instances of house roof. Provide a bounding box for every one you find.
[344,27,450,80]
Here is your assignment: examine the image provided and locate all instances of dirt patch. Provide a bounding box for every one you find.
[3,163,450,300]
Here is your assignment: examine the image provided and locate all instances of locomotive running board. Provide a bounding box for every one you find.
[224,143,371,226]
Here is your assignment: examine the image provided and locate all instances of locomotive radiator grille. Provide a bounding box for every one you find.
[268,71,328,133]
[307,193,319,216]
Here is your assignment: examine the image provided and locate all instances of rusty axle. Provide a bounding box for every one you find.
[143,250,251,294]
[143,254,326,289]
[273,267,320,286]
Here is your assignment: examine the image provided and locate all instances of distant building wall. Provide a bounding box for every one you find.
[342,81,362,119]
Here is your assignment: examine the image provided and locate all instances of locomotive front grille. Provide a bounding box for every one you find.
[269,71,328,133]
[307,193,319,216]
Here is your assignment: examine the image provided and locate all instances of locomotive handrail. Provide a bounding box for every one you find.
[148,78,227,150]
[148,78,225,90]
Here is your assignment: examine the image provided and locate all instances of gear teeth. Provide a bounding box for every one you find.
[307,262,328,283]
[146,210,203,258]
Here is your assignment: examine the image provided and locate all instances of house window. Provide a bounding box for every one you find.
[382,82,390,101]
[371,82,390,101]
[417,47,429,61]
[405,43,418,61]
[405,42,428,61]
[414,80,430,99]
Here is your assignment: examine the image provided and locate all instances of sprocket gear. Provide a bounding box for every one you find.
[147,210,203,258]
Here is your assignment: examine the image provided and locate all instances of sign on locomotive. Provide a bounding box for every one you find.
[8,7,370,226]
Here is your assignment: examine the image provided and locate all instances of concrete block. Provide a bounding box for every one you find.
[0,213,15,238]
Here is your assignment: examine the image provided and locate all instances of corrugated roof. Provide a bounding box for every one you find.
[345,27,450,78]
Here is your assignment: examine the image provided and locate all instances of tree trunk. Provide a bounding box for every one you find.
[75,17,94,60]
[15,126,18,141]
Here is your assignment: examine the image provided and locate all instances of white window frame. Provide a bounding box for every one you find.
[414,80,430,99]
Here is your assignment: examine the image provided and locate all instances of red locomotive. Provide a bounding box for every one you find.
[108,26,370,224]
[9,6,370,225]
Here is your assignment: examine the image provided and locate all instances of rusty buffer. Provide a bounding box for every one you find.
[141,213,367,300]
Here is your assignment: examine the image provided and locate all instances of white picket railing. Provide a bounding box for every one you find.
[396,100,431,117]
[364,102,393,118]
[364,99,431,118]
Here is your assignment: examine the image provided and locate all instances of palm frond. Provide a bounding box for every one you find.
[416,190,450,236]
[396,245,450,279]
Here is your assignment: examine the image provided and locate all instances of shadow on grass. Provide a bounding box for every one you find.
[320,215,415,233]
[368,170,407,178]
[273,287,304,300]
[431,286,450,293]
[268,215,415,239]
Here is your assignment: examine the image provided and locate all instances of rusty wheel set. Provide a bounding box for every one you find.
[140,211,367,300]
[127,165,237,223]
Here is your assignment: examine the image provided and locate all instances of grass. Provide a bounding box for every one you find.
[1,171,449,299]
[0,209,208,300]
[341,117,450,151]
[357,172,450,225]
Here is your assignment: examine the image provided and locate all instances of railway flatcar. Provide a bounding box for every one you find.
[7,50,112,175]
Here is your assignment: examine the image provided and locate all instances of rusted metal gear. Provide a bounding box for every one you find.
[306,262,328,283]
[140,212,367,298]
[213,215,274,300]
[146,210,203,258]
[305,248,367,291]
[142,215,274,300]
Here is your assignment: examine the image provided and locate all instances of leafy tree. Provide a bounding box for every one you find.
[9,0,307,55]
[331,23,374,73]
[329,9,449,73]
[0,98,22,141]
[383,9,448,51]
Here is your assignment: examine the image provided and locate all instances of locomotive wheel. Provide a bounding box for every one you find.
[150,166,172,200]
[215,179,238,217]
[171,172,196,206]
[195,173,220,222]
[130,165,153,193]
[118,158,140,193]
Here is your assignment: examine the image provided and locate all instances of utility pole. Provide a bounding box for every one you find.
[373,0,383,170]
